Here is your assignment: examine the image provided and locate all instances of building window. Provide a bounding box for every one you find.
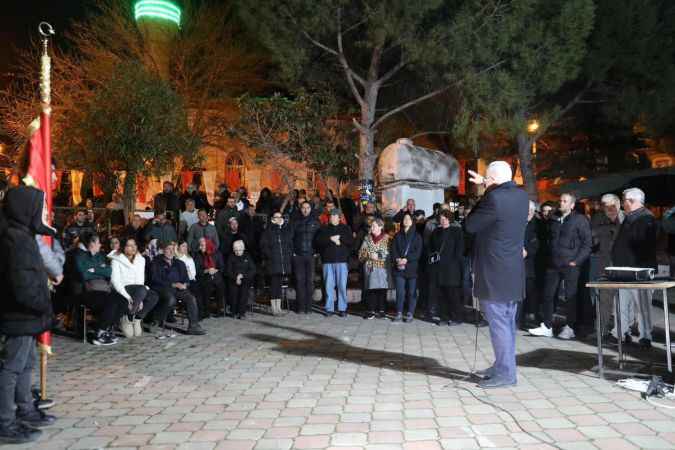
[225,153,245,192]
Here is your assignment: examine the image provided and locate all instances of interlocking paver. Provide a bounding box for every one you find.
[331,432,368,446]
[110,434,154,447]
[69,436,115,449]
[34,310,675,450]
[626,435,674,448]
[294,435,331,449]
[369,431,404,444]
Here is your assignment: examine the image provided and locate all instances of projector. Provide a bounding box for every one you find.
[604,267,655,282]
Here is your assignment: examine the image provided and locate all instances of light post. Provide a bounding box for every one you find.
[527,119,539,156]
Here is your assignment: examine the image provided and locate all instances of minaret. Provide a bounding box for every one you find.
[134,0,181,79]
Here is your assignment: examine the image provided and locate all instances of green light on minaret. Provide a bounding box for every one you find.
[134,0,181,26]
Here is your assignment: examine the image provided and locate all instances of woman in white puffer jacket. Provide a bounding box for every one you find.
[110,237,159,338]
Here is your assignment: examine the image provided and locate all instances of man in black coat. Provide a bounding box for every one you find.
[153,181,181,225]
[62,209,94,249]
[292,201,320,315]
[179,183,211,213]
[315,209,354,316]
[611,188,658,347]
[219,217,248,263]
[529,193,591,340]
[226,240,257,319]
[148,242,205,335]
[0,186,59,443]
[465,161,528,388]
[518,200,539,329]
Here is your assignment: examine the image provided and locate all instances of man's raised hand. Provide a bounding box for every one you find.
[468,170,485,185]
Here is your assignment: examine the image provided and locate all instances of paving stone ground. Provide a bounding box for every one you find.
[14,305,675,450]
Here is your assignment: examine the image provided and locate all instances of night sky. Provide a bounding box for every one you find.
[1,0,88,88]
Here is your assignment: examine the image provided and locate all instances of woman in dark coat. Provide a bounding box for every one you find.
[260,212,293,315]
[194,237,226,317]
[390,212,422,322]
[427,209,464,325]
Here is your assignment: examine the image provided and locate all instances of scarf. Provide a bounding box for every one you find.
[372,231,386,244]
[202,238,216,270]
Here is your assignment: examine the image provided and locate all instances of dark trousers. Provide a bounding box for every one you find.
[0,335,37,427]
[394,276,417,315]
[229,281,251,316]
[269,274,283,299]
[462,256,473,306]
[366,288,387,313]
[516,277,538,326]
[73,291,127,331]
[154,287,199,325]
[198,275,226,316]
[428,284,463,322]
[542,267,580,328]
[110,289,159,320]
[417,263,429,312]
[293,255,315,313]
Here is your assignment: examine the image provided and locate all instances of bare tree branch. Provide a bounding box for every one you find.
[408,131,452,139]
[376,59,407,86]
[372,59,506,130]
[336,7,366,106]
[301,31,339,56]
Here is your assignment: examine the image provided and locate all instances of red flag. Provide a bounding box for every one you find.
[23,111,54,356]
[23,113,52,211]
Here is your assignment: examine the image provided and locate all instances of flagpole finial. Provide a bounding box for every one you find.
[38,22,55,54]
[38,22,55,38]
[38,22,54,111]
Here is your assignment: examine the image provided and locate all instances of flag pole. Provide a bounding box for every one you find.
[37,21,55,409]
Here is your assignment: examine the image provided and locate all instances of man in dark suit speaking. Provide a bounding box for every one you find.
[465,161,529,388]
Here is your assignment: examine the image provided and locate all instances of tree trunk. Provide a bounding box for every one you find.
[517,132,538,201]
[358,127,376,180]
[123,171,137,225]
[358,83,379,193]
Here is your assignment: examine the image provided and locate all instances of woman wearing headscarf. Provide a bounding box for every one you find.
[194,237,226,317]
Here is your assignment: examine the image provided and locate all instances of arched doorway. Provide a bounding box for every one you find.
[224,152,245,192]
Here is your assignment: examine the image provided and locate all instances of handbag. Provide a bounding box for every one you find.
[85,278,111,293]
[428,231,448,265]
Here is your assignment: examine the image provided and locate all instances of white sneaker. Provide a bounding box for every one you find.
[528,323,553,337]
[120,315,134,339]
[132,319,143,337]
[557,325,575,340]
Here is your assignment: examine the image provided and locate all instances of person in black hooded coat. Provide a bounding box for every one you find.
[260,212,293,315]
[0,186,58,442]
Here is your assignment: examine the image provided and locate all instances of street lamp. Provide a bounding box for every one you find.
[527,119,539,155]
[527,119,539,134]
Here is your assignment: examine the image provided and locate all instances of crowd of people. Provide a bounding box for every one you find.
[2,164,675,441]
[32,177,675,351]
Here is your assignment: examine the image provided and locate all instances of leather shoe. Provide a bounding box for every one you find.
[186,325,206,335]
[17,410,57,427]
[0,422,41,444]
[477,377,517,389]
